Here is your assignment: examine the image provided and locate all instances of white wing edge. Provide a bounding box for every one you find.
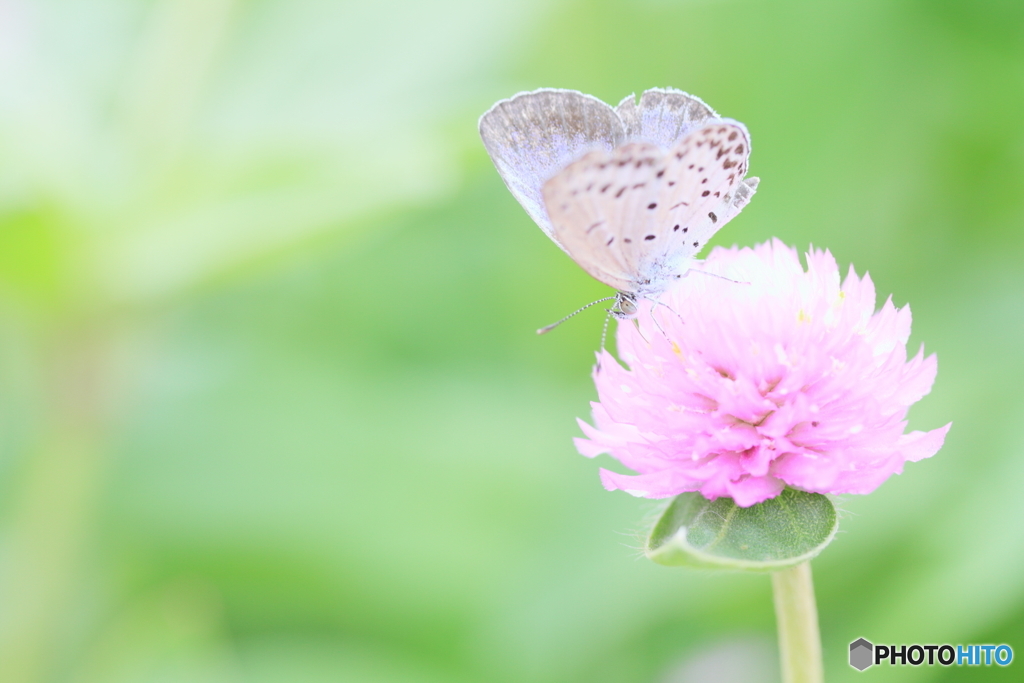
[614,87,721,150]
[477,87,612,128]
[721,176,760,225]
[614,86,719,118]
[478,88,624,253]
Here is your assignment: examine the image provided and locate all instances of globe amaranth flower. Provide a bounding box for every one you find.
[576,239,951,507]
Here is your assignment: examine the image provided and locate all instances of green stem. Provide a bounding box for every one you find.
[772,561,823,683]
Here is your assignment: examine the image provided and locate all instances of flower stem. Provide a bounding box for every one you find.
[772,562,823,683]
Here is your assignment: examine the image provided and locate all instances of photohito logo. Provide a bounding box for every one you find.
[849,638,1013,671]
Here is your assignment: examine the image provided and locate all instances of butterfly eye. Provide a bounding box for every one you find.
[617,296,638,317]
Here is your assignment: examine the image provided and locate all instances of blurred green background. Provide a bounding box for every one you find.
[0,0,1021,681]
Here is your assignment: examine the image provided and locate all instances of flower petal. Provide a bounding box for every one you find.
[580,240,949,503]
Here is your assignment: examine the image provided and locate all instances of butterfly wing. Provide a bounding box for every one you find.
[542,121,755,296]
[479,89,626,251]
[614,87,718,151]
[541,142,666,290]
[614,89,758,236]
[716,176,760,226]
[632,121,755,296]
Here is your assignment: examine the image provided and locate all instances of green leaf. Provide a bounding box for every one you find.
[646,488,838,572]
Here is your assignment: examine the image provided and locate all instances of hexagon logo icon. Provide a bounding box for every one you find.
[849,638,874,671]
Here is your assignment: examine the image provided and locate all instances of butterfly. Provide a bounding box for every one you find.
[479,87,758,333]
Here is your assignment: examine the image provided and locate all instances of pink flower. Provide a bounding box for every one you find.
[576,239,951,507]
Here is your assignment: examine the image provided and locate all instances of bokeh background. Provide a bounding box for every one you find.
[0,0,1021,681]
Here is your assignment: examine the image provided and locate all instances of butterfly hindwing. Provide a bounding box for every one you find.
[614,88,718,150]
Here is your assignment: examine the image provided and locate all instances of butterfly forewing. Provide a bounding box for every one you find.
[542,142,668,291]
[647,122,752,271]
[716,176,760,227]
[478,90,625,248]
[542,120,752,296]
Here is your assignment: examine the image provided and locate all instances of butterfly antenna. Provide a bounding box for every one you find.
[599,310,613,352]
[596,310,614,373]
[537,297,618,335]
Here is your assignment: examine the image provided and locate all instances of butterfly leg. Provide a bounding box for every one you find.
[644,300,672,341]
[688,266,750,285]
[652,299,686,326]
[598,293,646,371]
[631,316,650,344]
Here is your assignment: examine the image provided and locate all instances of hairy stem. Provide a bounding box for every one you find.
[772,561,823,683]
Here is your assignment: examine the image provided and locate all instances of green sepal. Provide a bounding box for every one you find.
[645,488,838,572]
